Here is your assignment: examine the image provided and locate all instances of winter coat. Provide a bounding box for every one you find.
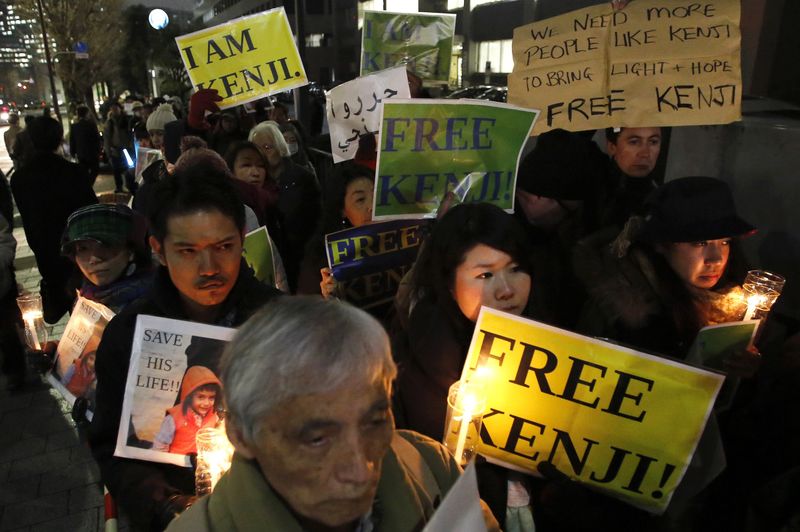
[165,430,462,532]
[69,119,101,163]
[163,367,222,455]
[88,263,281,530]
[11,152,97,321]
[573,228,745,360]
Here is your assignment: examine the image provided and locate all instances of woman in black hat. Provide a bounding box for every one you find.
[574,176,757,365]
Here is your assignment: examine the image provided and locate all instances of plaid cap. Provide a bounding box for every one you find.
[61,204,134,255]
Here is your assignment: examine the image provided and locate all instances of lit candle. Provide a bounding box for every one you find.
[743,294,764,322]
[22,311,42,350]
[453,393,478,465]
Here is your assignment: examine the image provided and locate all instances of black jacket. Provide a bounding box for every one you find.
[88,264,281,530]
[69,119,101,163]
[11,152,97,321]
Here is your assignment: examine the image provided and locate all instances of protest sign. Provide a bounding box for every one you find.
[361,11,456,83]
[373,100,537,220]
[175,8,308,109]
[458,308,724,513]
[134,147,162,184]
[422,461,484,532]
[326,66,410,163]
[48,296,115,420]
[508,0,741,135]
[243,225,278,287]
[115,316,235,467]
[686,320,758,370]
[325,219,428,311]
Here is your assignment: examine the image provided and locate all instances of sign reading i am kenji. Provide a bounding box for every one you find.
[175,8,308,109]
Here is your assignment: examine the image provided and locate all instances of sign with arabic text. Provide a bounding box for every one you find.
[508,0,741,134]
[361,11,456,83]
[327,67,410,163]
[373,100,538,219]
[175,8,308,109]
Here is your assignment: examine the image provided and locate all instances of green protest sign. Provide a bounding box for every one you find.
[242,226,276,287]
[373,100,538,220]
[361,11,456,83]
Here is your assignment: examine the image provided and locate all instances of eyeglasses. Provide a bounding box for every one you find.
[261,144,275,152]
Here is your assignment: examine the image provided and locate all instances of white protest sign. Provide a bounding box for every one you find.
[115,315,235,467]
[326,66,410,163]
[49,296,115,419]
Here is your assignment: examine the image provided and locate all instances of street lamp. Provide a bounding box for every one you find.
[148,9,169,30]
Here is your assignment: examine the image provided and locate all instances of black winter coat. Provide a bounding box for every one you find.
[88,264,281,530]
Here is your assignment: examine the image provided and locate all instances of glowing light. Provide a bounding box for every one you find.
[148,9,169,30]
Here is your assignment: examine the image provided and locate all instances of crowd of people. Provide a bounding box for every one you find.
[0,73,797,532]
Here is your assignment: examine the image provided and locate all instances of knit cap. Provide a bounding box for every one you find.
[146,103,177,132]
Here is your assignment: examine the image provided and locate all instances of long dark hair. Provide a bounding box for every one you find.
[632,237,748,345]
[410,203,534,335]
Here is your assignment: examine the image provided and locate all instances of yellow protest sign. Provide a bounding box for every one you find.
[459,308,724,513]
[508,0,741,135]
[175,8,308,109]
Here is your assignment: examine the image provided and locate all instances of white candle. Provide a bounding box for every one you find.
[453,394,477,464]
[743,296,758,322]
[22,311,41,350]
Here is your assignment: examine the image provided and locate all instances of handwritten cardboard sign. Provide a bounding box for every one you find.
[175,8,308,109]
[327,67,410,163]
[508,0,741,134]
[361,11,456,83]
[460,308,724,513]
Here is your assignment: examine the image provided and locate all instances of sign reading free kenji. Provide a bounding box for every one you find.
[175,8,308,109]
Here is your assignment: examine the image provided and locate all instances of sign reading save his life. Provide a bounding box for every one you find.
[509,0,741,134]
[460,308,724,513]
[175,8,308,109]
[373,100,537,220]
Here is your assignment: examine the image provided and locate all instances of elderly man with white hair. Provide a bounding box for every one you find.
[167,296,500,531]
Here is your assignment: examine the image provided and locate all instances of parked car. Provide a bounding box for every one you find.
[445,85,497,99]
[475,86,508,103]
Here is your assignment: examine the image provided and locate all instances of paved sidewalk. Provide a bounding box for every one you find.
[0,139,130,530]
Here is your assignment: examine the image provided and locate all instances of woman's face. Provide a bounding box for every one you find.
[342,177,374,227]
[233,148,267,187]
[74,240,131,287]
[252,131,284,168]
[282,131,299,155]
[452,244,531,322]
[659,239,731,289]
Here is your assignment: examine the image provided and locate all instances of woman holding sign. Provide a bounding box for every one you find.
[575,176,758,369]
[393,203,535,530]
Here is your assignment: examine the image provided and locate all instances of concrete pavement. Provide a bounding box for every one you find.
[0,127,129,531]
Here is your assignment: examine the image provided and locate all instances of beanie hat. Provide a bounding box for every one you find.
[61,204,134,254]
[146,103,177,133]
[640,176,755,243]
[517,129,605,201]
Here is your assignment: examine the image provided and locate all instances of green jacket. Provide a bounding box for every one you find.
[166,430,461,532]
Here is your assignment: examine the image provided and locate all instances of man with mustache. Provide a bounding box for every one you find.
[89,162,282,531]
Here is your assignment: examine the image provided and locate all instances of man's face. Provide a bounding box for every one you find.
[607,127,662,178]
[149,209,242,316]
[235,378,394,528]
[191,388,217,417]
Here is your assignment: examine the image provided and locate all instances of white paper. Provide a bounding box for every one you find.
[48,296,115,420]
[423,461,487,532]
[326,66,410,163]
[115,315,236,467]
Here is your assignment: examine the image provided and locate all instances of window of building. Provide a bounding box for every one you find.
[448,0,498,10]
[305,33,328,47]
[477,39,513,73]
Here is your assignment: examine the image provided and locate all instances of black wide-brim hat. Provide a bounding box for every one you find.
[640,176,756,243]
